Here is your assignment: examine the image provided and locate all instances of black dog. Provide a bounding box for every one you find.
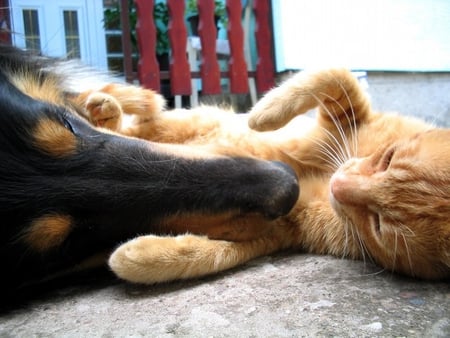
[0,45,298,301]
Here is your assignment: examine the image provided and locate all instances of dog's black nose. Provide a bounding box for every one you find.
[227,159,299,219]
[260,161,299,218]
[169,156,299,220]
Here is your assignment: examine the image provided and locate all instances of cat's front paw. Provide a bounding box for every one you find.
[248,87,294,132]
[100,84,166,119]
[85,93,123,131]
[248,70,323,131]
[108,234,206,284]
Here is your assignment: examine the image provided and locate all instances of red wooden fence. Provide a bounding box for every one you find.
[0,0,11,44]
[226,0,249,94]
[126,0,275,102]
[167,0,191,95]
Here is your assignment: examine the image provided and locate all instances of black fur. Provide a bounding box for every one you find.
[0,45,299,302]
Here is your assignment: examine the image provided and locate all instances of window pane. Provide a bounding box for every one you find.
[63,10,80,59]
[22,9,40,51]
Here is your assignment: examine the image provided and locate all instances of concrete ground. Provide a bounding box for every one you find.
[0,254,449,337]
[1,73,449,337]
[367,72,450,127]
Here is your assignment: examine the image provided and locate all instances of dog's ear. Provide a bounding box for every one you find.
[0,71,46,123]
[0,71,33,104]
[0,71,52,154]
[0,71,19,99]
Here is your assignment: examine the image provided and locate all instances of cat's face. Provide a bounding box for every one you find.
[330,129,450,279]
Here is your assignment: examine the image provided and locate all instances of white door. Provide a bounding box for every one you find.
[10,0,107,69]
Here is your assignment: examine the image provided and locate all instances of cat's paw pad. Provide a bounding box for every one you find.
[85,93,123,131]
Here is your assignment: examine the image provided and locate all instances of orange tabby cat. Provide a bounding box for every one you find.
[79,69,450,282]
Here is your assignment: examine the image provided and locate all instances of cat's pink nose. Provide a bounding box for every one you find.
[330,172,370,205]
[330,172,348,203]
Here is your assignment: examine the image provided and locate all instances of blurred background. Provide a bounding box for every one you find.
[1,0,449,123]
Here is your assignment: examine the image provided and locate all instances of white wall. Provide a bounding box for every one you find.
[271,0,450,72]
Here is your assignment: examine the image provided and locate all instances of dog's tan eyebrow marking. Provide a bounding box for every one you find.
[10,73,66,106]
[33,118,77,157]
[23,214,73,252]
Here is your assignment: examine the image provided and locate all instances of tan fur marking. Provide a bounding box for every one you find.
[24,214,73,252]
[10,72,66,105]
[34,118,77,157]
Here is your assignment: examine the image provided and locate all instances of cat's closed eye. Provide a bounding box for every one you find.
[369,212,381,236]
[378,147,395,172]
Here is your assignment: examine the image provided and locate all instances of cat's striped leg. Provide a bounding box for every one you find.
[108,232,290,284]
[248,69,371,132]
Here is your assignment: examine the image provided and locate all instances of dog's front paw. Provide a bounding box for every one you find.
[85,92,123,131]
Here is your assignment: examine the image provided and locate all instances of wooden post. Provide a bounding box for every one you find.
[135,0,160,91]
[197,0,221,94]
[167,0,192,96]
[253,0,275,93]
[226,0,249,94]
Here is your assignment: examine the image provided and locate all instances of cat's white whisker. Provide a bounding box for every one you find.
[316,147,342,169]
[354,223,377,267]
[341,221,350,258]
[332,76,359,157]
[399,223,416,238]
[313,126,348,166]
[347,220,360,259]
[302,135,343,169]
[392,230,399,274]
[401,233,414,276]
[352,224,367,263]
[317,91,354,159]
[283,139,337,171]
[310,92,351,162]
[321,128,348,165]
[360,267,386,277]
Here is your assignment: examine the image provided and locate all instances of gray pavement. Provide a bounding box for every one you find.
[0,254,449,337]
